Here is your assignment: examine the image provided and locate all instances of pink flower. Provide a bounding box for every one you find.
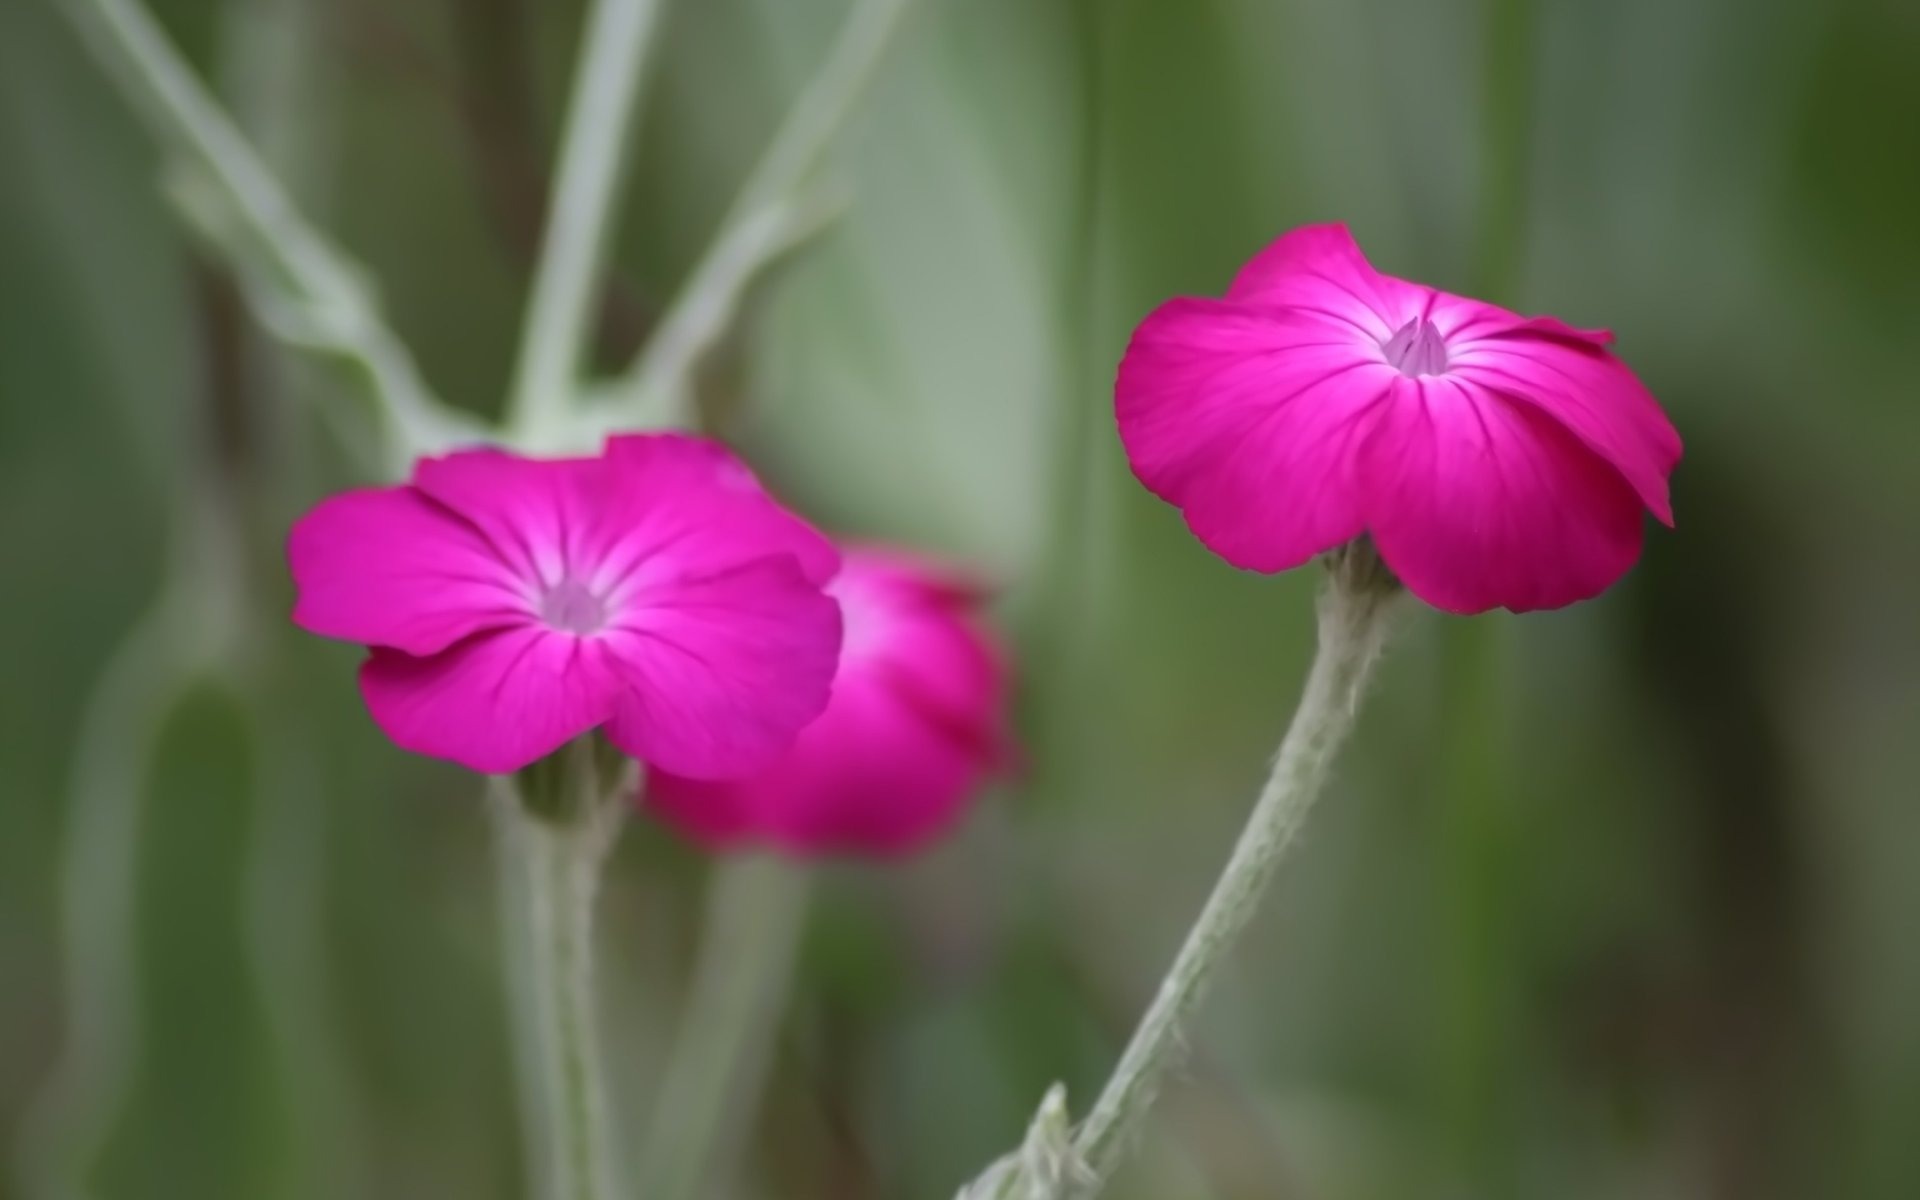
[1115,223,1682,613]
[287,434,844,776]
[645,547,1013,857]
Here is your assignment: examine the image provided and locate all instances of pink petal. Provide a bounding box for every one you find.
[289,487,528,656]
[600,434,839,587]
[1115,297,1395,573]
[833,543,998,608]
[1225,223,1431,341]
[1505,314,1615,347]
[1448,332,1682,524]
[411,436,837,601]
[359,627,621,773]
[1361,376,1647,614]
[645,547,1011,857]
[646,674,993,856]
[409,447,599,588]
[863,597,1010,767]
[601,559,842,779]
[834,548,1011,766]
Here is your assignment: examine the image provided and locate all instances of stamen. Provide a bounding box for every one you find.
[540,579,610,635]
[1380,317,1450,377]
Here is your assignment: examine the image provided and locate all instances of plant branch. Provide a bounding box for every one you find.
[493,746,629,1200]
[505,0,665,441]
[14,499,245,1200]
[964,551,1403,1199]
[597,0,915,430]
[64,0,473,469]
[638,855,812,1200]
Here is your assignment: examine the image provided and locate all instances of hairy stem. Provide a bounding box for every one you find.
[639,855,812,1200]
[14,499,242,1200]
[494,748,627,1200]
[63,0,468,466]
[1431,0,1538,1190]
[1069,566,1399,1189]
[965,554,1402,1199]
[601,0,915,430]
[506,0,664,441]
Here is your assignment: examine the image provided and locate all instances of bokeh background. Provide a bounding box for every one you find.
[5,0,1920,1197]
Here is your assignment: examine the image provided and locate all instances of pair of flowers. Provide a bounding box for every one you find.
[290,223,1680,848]
[289,435,1010,854]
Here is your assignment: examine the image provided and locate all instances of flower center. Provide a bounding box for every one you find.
[828,576,885,666]
[539,578,609,635]
[1380,316,1450,377]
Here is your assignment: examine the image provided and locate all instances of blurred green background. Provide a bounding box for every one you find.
[5,0,1920,1197]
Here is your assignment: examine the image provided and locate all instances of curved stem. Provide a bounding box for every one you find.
[218,3,370,1195]
[14,596,193,1200]
[603,0,914,428]
[13,489,242,1200]
[1070,566,1399,1187]
[1016,0,1108,777]
[1431,0,1537,1189]
[63,0,469,462]
[506,0,664,441]
[639,855,812,1200]
[1468,0,1538,302]
[494,748,626,1200]
[961,557,1403,1200]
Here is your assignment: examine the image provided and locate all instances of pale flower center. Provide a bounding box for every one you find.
[829,576,885,666]
[539,578,610,635]
[1380,316,1450,377]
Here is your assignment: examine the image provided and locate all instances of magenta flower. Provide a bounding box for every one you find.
[645,546,1012,857]
[1115,223,1683,613]
[288,435,843,776]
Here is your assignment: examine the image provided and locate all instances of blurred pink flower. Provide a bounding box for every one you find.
[1115,223,1682,613]
[288,435,843,776]
[645,547,1013,857]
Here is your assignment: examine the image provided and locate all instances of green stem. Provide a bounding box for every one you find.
[1069,561,1400,1191]
[966,552,1404,1199]
[14,500,241,1200]
[15,600,190,1200]
[1431,618,1516,1186]
[1016,0,1109,803]
[639,855,813,1200]
[218,3,368,1196]
[601,0,915,430]
[1432,0,1538,1191]
[494,749,626,1200]
[63,0,468,465]
[506,0,664,441]
[1468,0,1538,302]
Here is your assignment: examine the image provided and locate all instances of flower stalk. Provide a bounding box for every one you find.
[638,854,813,1200]
[507,0,665,442]
[63,0,472,470]
[1430,0,1540,1185]
[599,0,915,430]
[971,545,1402,1198]
[495,743,630,1200]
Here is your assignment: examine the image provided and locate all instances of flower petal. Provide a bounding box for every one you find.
[1226,223,1430,340]
[1361,377,1648,613]
[359,627,620,773]
[864,599,1010,766]
[645,674,991,856]
[1448,332,1681,524]
[601,559,842,779]
[832,543,998,608]
[289,487,527,656]
[1505,314,1615,347]
[599,434,839,587]
[408,447,599,589]
[1115,298,1394,573]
